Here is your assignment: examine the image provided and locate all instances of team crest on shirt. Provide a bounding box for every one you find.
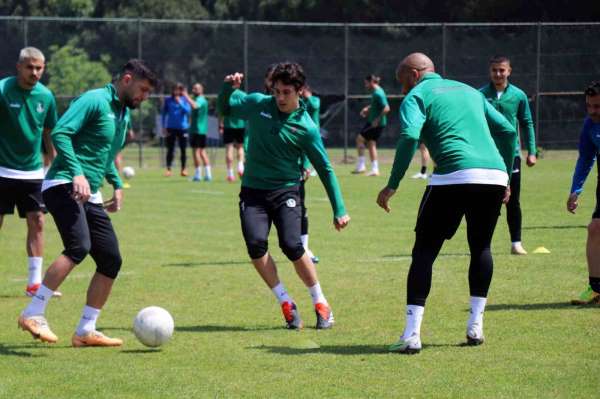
[36,102,44,113]
[286,198,296,208]
[9,102,21,108]
[107,112,116,119]
[260,111,272,119]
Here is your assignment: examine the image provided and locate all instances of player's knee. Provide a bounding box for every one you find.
[28,213,44,233]
[96,251,122,279]
[588,220,600,237]
[64,238,91,264]
[280,239,305,261]
[247,239,268,259]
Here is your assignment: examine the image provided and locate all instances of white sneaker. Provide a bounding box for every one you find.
[511,243,527,255]
[411,172,428,179]
[367,169,380,177]
[389,333,421,354]
[466,323,485,346]
[352,167,366,174]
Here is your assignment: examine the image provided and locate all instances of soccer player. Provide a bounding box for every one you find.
[162,82,196,177]
[218,77,247,182]
[217,62,350,329]
[17,59,157,346]
[567,81,600,306]
[377,53,516,354]
[0,47,60,297]
[353,74,390,176]
[410,143,430,179]
[480,56,537,255]
[189,83,212,181]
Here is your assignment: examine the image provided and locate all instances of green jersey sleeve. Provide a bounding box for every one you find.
[386,94,423,190]
[483,99,517,178]
[51,95,99,177]
[104,158,123,190]
[517,93,536,155]
[44,95,58,130]
[218,83,266,120]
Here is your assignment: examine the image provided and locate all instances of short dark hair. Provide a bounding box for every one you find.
[120,59,158,87]
[270,62,306,91]
[489,55,511,65]
[585,81,600,97]
[365,74,381,84]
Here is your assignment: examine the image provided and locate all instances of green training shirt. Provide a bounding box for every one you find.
[387,73,517,190]
[190,95,208,135]
[218,89,247,129]
[218,82,346,218]
[368,86,389,127]
[0,77,57,174]
[47,83,128,192]
[480,82,536,157]
[305,95,321,129]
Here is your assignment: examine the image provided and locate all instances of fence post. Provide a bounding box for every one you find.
[137,18,144,168]
[535,22,542,148]
[343,23,349,163]
[243,21,249,92]
[23,17,28,47]
[441,23,446,76]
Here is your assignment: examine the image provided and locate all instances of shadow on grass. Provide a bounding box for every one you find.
[0,343,48,357]
[486,302,576,311]
[176,324,282,333]
[121,349,162,354]
[162,260,248,267]
[522,224,585,230]
[251,342,462,356]
[382,253,470,259]
[0,294,23,298]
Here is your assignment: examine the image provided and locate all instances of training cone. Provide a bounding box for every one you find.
[532,246,551,254]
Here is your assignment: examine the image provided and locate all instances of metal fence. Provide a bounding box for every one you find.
[2,17,599,164]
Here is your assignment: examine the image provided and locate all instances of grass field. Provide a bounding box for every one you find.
[1,148,599,398]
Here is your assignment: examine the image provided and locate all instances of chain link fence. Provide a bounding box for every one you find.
[1,17,599,165]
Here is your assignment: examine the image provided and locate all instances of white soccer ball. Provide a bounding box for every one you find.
[133,306,174,347]
[122,166,135,179]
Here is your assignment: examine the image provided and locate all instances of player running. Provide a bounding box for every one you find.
[217,62,350,329]
[18,59,157,347]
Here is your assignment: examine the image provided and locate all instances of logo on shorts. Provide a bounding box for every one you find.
[36,102,44,113]
[260,111,272,119]
[107,112,116,119]
[9,102,21,108]
[240,201,245,212]
[286,198,296,208]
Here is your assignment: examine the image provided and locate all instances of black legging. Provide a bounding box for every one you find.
[506,156,522,242]
[165,128,188,170]
[300,180,308,236]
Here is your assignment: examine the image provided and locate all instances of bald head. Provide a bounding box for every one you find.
[396,53,436,94]
[400,53,435,72]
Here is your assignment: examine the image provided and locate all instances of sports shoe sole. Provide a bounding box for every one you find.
[466,335,485,346]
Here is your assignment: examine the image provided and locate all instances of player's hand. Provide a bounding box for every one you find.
[104,189,123,213]
[334,214,350,231]
[72,175,91,203]
[567,193,579,214]
[371,118,380,127]
[303,169,311,181]
[376,187,396,212]
[219,124,224,134]
[360,107,369,118]
[526,154,537,167]
[502,186,511,204]
[224,73,244,87]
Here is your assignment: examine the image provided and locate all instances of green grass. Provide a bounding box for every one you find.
[1,148,599,398]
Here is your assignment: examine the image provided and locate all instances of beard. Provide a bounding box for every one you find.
[122,92,140,109]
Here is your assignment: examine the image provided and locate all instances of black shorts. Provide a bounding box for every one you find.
[415,184,505,241]
[189,134,207,149]
[593,163,600,219]
[0,177,45,217]
[223,128,246,145]
[43,184,122,279]
[239,185,304,261]
[359,123,384,142]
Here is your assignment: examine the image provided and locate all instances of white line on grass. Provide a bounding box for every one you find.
[190,190,225,195]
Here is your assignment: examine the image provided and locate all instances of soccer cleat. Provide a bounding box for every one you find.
[389,333,421,354]
[226,175,235,182]
[18,314,58,343]
[281,301,303,330]
[510,243,527,255]
[72,331,123,347]
[367,170,380,177]
[204,175,212,182]
[311,255,320,264]
[164,169,172,177]
[315,302,334,329]
[411,172,428,180]
[238,170,244,178]
[351,167,366,174]
[466,323,485,346]
[25,284,62,298]
[180,169,188,177]
[192,174,202,182]
[571,285,600,305]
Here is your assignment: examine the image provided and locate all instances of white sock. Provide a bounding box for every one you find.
[227,168,234,178]
[467,296,487,327]
[23,284,54,317]
[308,282,327,305]
[511,241,522,247]
[237,161,244,174]
[371,160,379,171]
[205,165,212,178]
[28,257,43,286]
[195,166,202,177]
[357,156,366,169]
[402,304,425,339]
[76,305,101,336]
[271,282,292,304]
[301,234,309,250]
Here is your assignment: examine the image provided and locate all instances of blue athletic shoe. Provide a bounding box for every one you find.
[204,175,212,182]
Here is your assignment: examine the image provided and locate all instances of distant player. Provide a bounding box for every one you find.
[567,81,600,306]
[18,59,157,347]
[480,56,537,255]
[377,53,516,354]
[218,77,247,182]
[189,83,212,181]
[353,74,390,176]
[411,143,430,179]
[217,63,350,329]
[162,82,196,177]
[0,47,60,297]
